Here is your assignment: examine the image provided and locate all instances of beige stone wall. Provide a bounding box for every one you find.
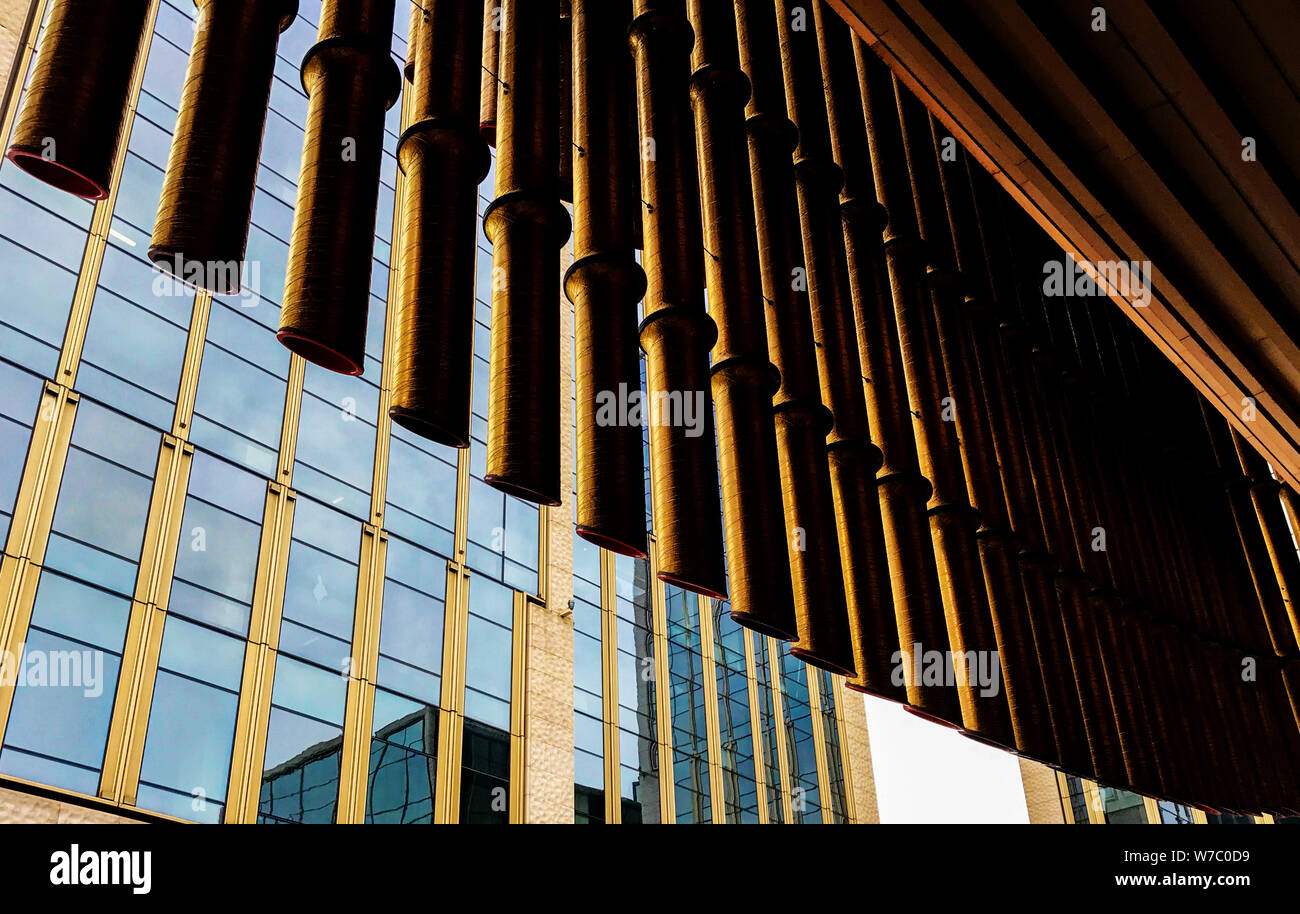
[0,786,146,824]
[1019,757,1066,824]
[841,693,880,823]
[0,0,36,124]
[523,236,577,824]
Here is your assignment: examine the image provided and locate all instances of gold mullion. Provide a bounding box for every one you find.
[370,60,411,529]
[276,355,306,485]
[600,547,621,824]
[336,525,387,823]
[171,292,211,439]
[1057,770,1076,824]
[648,537,675,823]
[831,676,858,824]
[222,482,296,823]
[55,0,162,389]
[1142,795,1162,825]
[434,561,469,823]
[224,642,278,824]
[2,382,76,563]
[508,592,532,822]
[99,434,193,804]
[806,664,833,824]
[767,635,794,824]
[1083,779,1107,824]
[742,629,769,825]
[453,450,470,561]
[697,593,726,824]
[0,0,47,149]
[337,677,376,823]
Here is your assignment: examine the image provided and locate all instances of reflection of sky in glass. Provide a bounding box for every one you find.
[665,585,710,824]
[137,615,244,823]
[780,646,822,823]
[614,555,659,824]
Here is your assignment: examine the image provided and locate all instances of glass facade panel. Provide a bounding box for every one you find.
[665,585,710,823]
[712,601,759,823]
[0,0,856,826]
[780,647,822,823]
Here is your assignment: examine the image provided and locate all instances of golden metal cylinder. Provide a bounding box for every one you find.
[483,0,571,505]
[565,0,648,557]
[767,0,891,678]
[685,0,795,640]
[962,165,1092,773]
[854,47,961,725]
[277,0,401,375]
[405,0,421,82]
[927,135,1062,759]
[557,0,573,204]
[479,0,500,146]
[6,0,152,199]
[735,0,852,668]
[1234,431,1300,653]
[628,0,726,599]
[149,0,298,295]
[389,0,491,446]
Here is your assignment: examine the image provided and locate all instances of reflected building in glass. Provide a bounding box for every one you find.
[0,0,874,824]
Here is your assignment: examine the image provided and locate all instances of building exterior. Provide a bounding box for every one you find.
[0,0,876,824]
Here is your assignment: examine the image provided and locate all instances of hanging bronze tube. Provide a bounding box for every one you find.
[1003,220,1129,783]
[890,89,1013,746]
[685,0,795,640]
[930,139,1060,760]
[628,0,726,599]
[565,0,648,557]
[277,0,401,375]
[557,0,573,204]
[1040,271,1167,793]
[389,0,490,446]
[483,0,571,505]
[855,49,961,725]
[149,0,299,296]
[1234,431,1300,653]
[479,0,500,146]
[761,0,881,678]
[964,168,1092,775]
[806,6,912,697]
[734,0,851,658]
[6,0,152,199]
[405,0,421,82]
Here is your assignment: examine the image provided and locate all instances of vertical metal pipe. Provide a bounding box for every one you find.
[405,0,421,82]
[1234,432,1300,653]
[964,168,1093,776]
[628,0,726,598]
[6,0,152,199]
[566,0,648,557]
[685,0,795,641]
[809,3,910,698]
[930,140,1062,760]
[483,0,571,504]
[734,1,850,664]
[890,88,1013,745]
[557,0,573,204]
[479,0,500,146]
[766,0,880,678]
[389,0,491,446]
[856,49,961,726]
[150,0,299,295]
[278,0,401,375]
